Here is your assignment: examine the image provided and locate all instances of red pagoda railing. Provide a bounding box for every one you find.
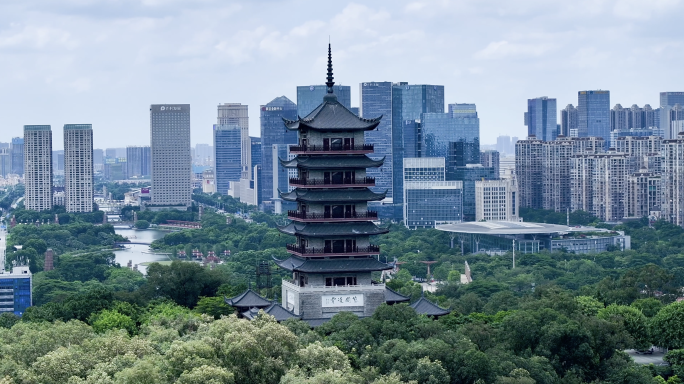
[289,177,375,187]
[286,244,381,256]
[287,210,378,221]
[289,144,374,153]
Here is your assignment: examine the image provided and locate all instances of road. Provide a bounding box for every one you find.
[626,349,667,365]
[0,226,6,271]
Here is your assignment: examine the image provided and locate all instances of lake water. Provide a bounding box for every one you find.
[113,228,170,274]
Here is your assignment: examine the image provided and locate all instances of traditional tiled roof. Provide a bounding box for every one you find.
[224,289,272,309]
[385,287,410,304]
[278,222,389,237]
[410,296,451,317]
[241,303,301,322]
[273,255,390,273]
[280,188,387,203]
[280,155,384,169]
[283,100,381,132]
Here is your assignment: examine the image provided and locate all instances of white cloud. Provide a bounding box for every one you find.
[474,40,554,60]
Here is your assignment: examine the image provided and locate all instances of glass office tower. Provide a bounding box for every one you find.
[421,103,480,168]
[10,137,24,176]
[360,82,393,196]
[452,164,497,221]
[391,84,444,218]
[297,85,351,117]
[0,266,32,317]
[213,125,242,195]
[526,97,557,142]
[578,90,610,145]
[260,96,298,209]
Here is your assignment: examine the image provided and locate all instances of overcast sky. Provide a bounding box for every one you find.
[1,0,682,149]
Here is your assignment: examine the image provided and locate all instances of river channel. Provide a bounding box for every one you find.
[113,228,170,274]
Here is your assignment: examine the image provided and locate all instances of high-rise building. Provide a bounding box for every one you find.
[150,104,191,208]
[475,179,519,222]
[480,150,500,176]
[452,164,497,221]
[213,125,242,195]
[515,137,544,209]
[104,158,127,181]
[571,152,630,221]
[614,136,662,172]
[52,150,64,176]
[420,103,480,169]
[250,137,262,168]
[578,90,610,145]
[10,138,24,176]
[217,103,250,179]
[260,96,298,209]
[496,135,516,155]
[525,97,557,142]
[391,84,444,217]
[126,146,151,178]
[359,82,393,196]
[662,133,684,226]
[0,149,10,178]
[297,85,351,117]
[661,92,684,109]
[626,169,661,219]
[24,125,53,211]
[561,104,579,138]
[194,144,213,166]
[541,139,574,212]
[64,124,94,213]
[403,158,462,229]
[0,266,32,317]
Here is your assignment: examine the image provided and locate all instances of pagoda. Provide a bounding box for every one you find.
[274,45,395,321]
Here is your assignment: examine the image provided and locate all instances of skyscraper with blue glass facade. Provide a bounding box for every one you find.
[578,90,610,145]
[421,103,480,169]
[297,85,351,117]
[452,164,497,221]
[525,97,557,142]
[360,82,394,196]
[260,96,298,209]
[213,125,242,195]
[391,84,445,217]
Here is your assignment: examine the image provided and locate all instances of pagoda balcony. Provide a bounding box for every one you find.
[282,279,385,293]
[289,177,375,188]
[286,244,381,257]
[287,210,378,222]
[289,144,374,154]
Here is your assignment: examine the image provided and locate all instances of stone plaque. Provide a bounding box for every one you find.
[322,294,364,307]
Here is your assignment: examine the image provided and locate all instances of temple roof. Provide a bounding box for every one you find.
[280,188,387,203]
[224,289,272,309]
[278,221,389,237]
[273,255,390,273]
[385,287,410,304]
[410,296,451,317]
[280,155,384,169]
[241,303,301,322]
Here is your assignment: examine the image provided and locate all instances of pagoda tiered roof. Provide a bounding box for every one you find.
[241,303,301,322]
[280,155,384,169]
[224,289,272,309]
[283,99,381,132]
[278,221,388,237]
[279,188,387,203]
[273,255,390,273]
[410,296,451,317]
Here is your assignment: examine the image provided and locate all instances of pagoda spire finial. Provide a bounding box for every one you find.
[326,43,334,93]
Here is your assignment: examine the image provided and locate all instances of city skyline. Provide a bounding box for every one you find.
[0,1,682,149]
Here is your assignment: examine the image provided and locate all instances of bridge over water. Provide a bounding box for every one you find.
[115,242,152,246]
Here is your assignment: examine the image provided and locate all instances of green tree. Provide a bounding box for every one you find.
[134,220,150,229]
[651,302,684,349]
[193,296,234,319]
[597,304,650,350]
[90,310,137,335]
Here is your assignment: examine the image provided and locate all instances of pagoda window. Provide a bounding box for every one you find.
[331,171,343,184]
[326,276,357,286]
[327,204,355,218]
[344,138,354,149]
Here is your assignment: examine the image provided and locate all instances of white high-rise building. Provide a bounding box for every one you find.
[475,179,519,222]
[663,133,684,226]
[64,124,94,213]
[23,125,53,211]
[150,104,191,209]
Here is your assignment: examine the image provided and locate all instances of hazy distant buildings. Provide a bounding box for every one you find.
[126,146,151,178]
[63,124,93,213]
[194,144,213,166]
[525,97,557,141]
[452,164,497,221]
[297,85,351,117]
[260,96,298,209]
[24,125,53,211]
[0,149,10,178]
[578,90,610,145]
[10,138,24,176]
[496,135,518,156]
[93,149,103,172]
[150,104,191,209]
[480,150,500,176]
[360,82,393,196]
